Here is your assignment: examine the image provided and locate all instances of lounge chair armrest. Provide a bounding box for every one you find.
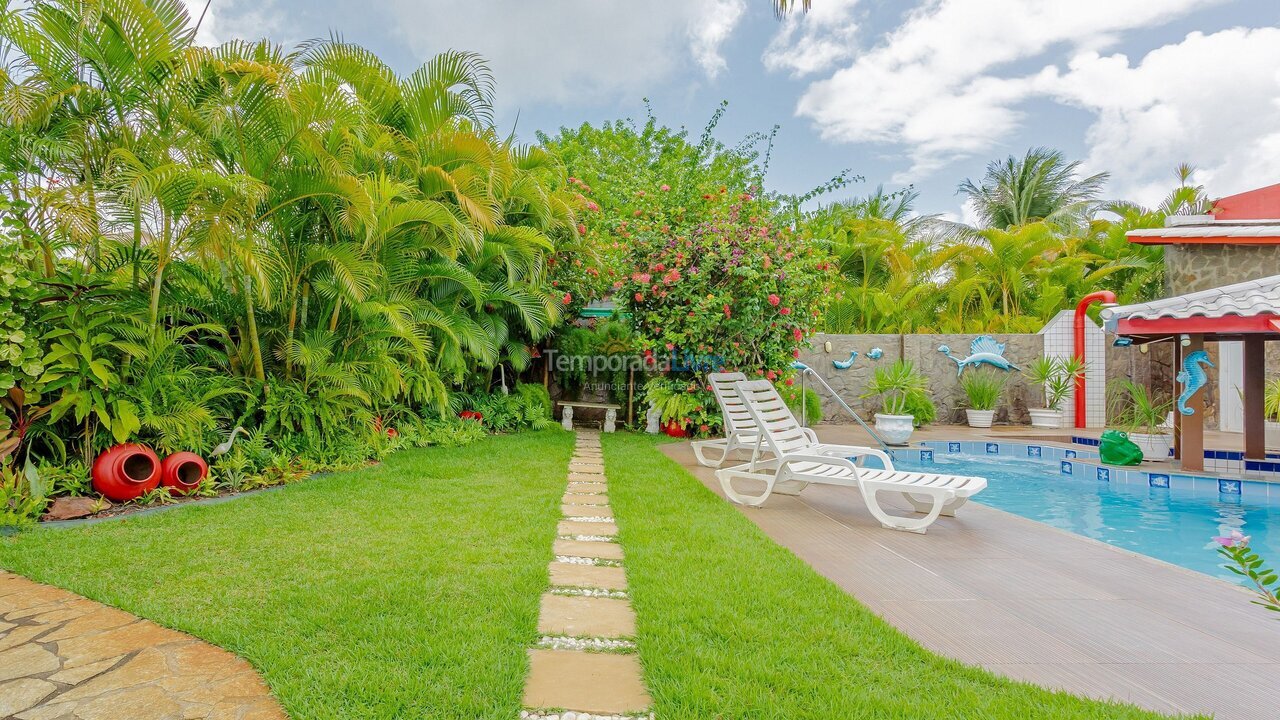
[812,444,895,470]
[776,453,859,473]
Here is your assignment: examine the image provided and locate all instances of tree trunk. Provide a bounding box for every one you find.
[244,275,266,382]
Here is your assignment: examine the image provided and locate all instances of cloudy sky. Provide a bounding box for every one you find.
[185,0,1280,218]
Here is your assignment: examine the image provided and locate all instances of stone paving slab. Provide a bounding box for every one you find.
[562,504,613,518]
[523,650,650,714]
[538,594,636,638]
[558,520,618,537]
[562,493,609,505]
[548,563,627,591]
[554,539,624,561]
[0,572,286,720]
[567,481,608,493]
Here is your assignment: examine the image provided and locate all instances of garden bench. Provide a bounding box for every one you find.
[558,401,621,432]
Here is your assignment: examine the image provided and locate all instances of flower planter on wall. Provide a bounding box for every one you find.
[965,409,995,429]
[92,444,161,502]
[1128,432,1173,462]
[1029,408,1064,429]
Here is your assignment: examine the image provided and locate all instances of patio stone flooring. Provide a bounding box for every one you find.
[0,571,285,720]
[522,430,653,719]
[662,426,1280,720]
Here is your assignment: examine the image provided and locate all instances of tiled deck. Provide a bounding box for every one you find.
[662,425,1280,720]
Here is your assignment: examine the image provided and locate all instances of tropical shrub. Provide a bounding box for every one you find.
[1025,356,1085,411]
[861,360,928,418]
[960,370,1005,412]
[1109,379,1173,435]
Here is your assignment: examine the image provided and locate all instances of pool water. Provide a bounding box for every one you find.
[895,452,1280,582]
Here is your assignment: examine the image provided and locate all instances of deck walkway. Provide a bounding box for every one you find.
[662,428,1280,720]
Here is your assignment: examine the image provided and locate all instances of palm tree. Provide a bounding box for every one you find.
[773,0,812,17]
[958,147,1108,230]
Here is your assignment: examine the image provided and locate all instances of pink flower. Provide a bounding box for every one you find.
[577,223,587,236]
[562,293,572,305]
[665,343,675,351]
[723,304,732,318]
[634,292,644,302]
[765,370,777,380]
[785,378,794,386]
[612,281,624,290]
[793,328,803,341]
[1214,530,1250,547]
[780,307,792,316]
[660,184,671,191]
[768,294,781,306]
[585,200,600,212]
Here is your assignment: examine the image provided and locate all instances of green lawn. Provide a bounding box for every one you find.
[2,429,1199,719]
[0,430,575,720]
[602,432,1198,720]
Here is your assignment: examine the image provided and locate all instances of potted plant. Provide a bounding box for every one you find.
[1024,356,1085,429]
[1108,379,1174,461]
[1266,378,1280,448]
[960,369,1005,429]
[861,360,927,445]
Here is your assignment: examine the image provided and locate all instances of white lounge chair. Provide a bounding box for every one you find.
[692,372,808,467]
[715,379,987,533]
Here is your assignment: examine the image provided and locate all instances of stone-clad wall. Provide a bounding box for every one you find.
[1165,245,1280,294]
[801,333,1044,424]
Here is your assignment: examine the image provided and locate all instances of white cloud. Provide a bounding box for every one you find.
[180,0,285,48]
[784,0,1222,179]
[179,0,218,46]
[762,0,862,77]
[691,0,747,79]
[1041,27,1280,206]
[383,0,745,107]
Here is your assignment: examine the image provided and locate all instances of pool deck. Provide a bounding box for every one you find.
[661,425,1280,720]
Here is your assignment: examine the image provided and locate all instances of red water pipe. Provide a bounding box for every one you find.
[1074,291,1117,428]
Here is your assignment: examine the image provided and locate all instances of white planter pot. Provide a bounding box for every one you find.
[1129,432,1173,462]
[966,409,995,428]
[1029,408,1064,429]
[1266,421,1280,449]
[874,413,915,446]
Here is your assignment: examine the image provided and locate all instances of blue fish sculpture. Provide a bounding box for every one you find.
[1176,350,1214,415]
[867,348,883,360]
[939,336,1020,377]
[832,351,859,370]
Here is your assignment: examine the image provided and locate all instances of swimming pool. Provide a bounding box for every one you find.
[895,448,1280,582]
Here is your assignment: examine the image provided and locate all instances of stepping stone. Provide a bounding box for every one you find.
[549,562,627,590]
[554,539,624,561]
[558,520,618,537]
[569,466,605,476]
[567,481,607,493]
[562,493,609,505]
[524,649,650,715]
[538,593,636,637]
[562,504,613,518]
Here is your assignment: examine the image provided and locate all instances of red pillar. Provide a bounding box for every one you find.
[1074,291,1117,428]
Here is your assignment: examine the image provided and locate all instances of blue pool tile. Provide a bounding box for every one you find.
[948,442,961,453]
[920,449,934,463]
[1027,445,1042,458]
[1169,475,1196,491]
[1096,467,1110,483]
[985,442,999,454]
[1149,473,1170,489]
[1060,460,1072,475]
[1064,449,1077,459]
[1218,479,1242,495]
[1245,460,1280,474]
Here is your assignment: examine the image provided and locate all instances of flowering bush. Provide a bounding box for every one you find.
[616,192,832,377]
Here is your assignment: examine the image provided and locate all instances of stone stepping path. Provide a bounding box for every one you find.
[521,430,653,720]
[0,571,285,720]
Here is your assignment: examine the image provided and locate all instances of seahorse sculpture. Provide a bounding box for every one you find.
[1176,350,1214,415]
[938,336,1021,377]
[832,350,859,370]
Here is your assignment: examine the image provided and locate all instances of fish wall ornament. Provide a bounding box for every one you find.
[832,350,859,370]
[867,348,883,360]
[1176,350,1214,415]
[939,336,1020,377]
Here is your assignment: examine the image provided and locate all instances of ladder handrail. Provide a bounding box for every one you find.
[792,361,891,453]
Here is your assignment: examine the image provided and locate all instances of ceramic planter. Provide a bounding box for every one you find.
[966,409,995,429]
[1129,432,1173,462]
[874,413,915,445]
[160,452,208,495]
[1029,408,1064,429]
[1266,421,1280,449]
[91,444,161,502]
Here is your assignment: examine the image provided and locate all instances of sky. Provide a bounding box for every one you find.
[184,0,1280,220]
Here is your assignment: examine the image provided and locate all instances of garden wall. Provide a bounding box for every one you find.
[800,333,1045,425]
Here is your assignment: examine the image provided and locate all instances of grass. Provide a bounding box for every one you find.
[0,430,575,720]
[601,432,1199,720]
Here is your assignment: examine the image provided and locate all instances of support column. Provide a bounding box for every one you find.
[1178,336,1205,472]
[1243,336,1266,459]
